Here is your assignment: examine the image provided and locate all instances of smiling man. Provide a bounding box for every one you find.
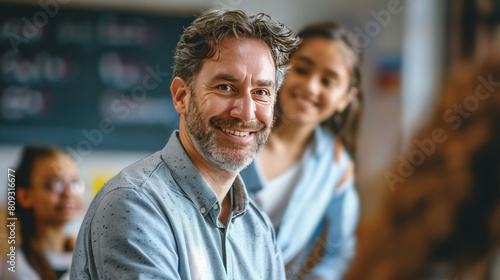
[70,9,299,280]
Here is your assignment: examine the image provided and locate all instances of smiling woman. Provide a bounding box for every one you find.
[1,146,83,280]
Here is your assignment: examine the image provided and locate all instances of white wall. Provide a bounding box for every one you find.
[401,0,446,150]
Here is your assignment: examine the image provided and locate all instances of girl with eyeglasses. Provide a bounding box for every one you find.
[2,146,84,280]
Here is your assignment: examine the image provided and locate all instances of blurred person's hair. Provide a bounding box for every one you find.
[343,55,500,280]
[173,9,300,94]
[15,146,73,280]
[275,21,364,158]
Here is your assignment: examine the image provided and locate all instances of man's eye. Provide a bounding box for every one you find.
[218,85,232,91]
[254,89,268,96]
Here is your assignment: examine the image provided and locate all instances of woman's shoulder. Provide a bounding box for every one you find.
[315,127,356,194]
[0,249,40,280]
[315,126,353,167]
[45,249,72,279]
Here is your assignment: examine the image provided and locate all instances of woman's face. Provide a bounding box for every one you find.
[278,37,357,126]
[24,154,83,226]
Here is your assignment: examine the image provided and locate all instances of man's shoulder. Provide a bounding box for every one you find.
[85,149,185,221]
[103,150,179,195]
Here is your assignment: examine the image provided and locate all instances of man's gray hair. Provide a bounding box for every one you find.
[173,9,301,93]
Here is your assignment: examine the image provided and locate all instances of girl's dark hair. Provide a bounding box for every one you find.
[281,21,364,158]
[15,146,69,280]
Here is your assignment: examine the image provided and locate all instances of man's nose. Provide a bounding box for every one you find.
[229,90,256,122]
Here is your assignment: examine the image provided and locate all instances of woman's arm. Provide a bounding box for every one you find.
[307,164,360,280]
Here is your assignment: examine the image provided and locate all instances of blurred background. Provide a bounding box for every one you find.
[0,0,499,249]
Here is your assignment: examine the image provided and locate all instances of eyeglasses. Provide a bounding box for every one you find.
[42,180,85,195]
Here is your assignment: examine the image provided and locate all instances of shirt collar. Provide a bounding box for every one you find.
[161,131,248,224]
[232,174,249,218]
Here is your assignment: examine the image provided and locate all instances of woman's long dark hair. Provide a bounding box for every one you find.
[15,146,69,280]
[275,21,364,158]
[344,56,500,280]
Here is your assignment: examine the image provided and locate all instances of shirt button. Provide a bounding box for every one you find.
[213,204,218,210]
[200,207,206,214]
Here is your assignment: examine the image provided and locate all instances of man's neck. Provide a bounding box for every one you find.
[177,128,237,204]
[218,191,232,226]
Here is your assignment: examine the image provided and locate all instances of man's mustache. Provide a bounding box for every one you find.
[209,117,266,131]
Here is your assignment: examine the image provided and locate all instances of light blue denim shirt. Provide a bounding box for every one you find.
[240,126,359,280]
[70,131,284,280]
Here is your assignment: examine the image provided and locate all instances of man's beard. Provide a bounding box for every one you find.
[186,93,271,172]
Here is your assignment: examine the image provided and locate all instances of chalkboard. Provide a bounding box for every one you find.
[0,2,194,152]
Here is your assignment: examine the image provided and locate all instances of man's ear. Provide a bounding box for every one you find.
[337,87,358,113]
[171,77,190,114]
[17,187,33,209]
